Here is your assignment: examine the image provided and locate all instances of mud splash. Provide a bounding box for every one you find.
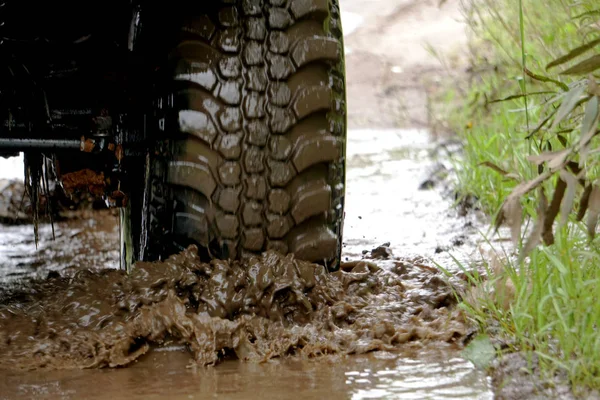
[0,245,465,371]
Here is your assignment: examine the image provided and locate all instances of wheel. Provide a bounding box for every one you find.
[129,0,347,270]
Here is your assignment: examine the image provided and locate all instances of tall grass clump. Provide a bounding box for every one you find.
[443,0,600,393]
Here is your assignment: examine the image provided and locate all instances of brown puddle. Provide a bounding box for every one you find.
[0,245,465,371]
[0,345,492,399]
[0,128,495,398]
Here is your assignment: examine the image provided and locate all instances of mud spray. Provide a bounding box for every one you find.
[0,245,466,370]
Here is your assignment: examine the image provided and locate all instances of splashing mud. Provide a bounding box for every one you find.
[0,245,466,371]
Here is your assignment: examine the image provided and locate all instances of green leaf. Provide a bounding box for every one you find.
[560,55,600,76]
[551,85,586,130]
[524,68,569,91]
[462,335,496,369]
[546,38,600,70]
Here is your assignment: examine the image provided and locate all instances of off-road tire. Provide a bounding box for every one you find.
[146,0,346,269]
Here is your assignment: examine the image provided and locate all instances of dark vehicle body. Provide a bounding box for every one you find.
[0,0,348,270]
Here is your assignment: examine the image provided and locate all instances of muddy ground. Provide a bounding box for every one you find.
[0,0,565,399]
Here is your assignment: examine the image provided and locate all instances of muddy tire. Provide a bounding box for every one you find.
[143,0,346,269]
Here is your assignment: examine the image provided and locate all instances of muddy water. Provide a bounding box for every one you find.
[0,211,119,288]
[0,129,493,398]
[343,129,483,265]
[0,347,490,400]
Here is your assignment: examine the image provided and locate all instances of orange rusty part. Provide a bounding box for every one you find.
[80,137,96,153]
[115,144,124,162]
[61,169,106,197]
[109,190,128,207]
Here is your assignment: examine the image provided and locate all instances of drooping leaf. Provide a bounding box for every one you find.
[527,149,570,169]
[506,197,523,247]
[512,171,553,197]
[546,37,600,70]
[581,96,599,135]
[551,85,586,130]
[548,149,571,170]
[586,185,600,238]
[577,184,593,222]
[519,188,547,264]
[495,171,553,235]
[542,178,566,246]
[560,55,600,76]
[579,95,600,149]
[524,68,569,91]
[559,170,578,227]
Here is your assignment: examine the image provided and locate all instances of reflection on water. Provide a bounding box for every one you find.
[0,129,494,399]
[0,211,119,287]
[0,344,492,400]
[343,129,480,265]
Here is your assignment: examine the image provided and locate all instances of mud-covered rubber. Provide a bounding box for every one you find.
[146,0,346,269]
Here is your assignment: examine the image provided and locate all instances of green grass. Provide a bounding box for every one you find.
[442,226,600,392]
[437,0,600,393]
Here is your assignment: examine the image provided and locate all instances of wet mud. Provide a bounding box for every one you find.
[0,126,496,397]
[0,244,466,371]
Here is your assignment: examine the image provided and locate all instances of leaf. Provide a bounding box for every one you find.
[495,171,553,236]
[479,161,509,176]
[546,37,600,70]
[560,55,600,76]
[586,185,600,238]
[566,161,586,183]
[551,86,586,130]
[461,335,496,369]
[527,149,570,169]
[513,171,553,197]
[557,134,568,147]
[542,178,566,246]
[519,188,547,264]
[523,68,569,91]
[581,96,599,135]
[579,95,600,155]
[559,170,578,227]
[577,184,593,222]
[572,9,600,20]
[527,109,557,139]
[488,91,555,104]
[548,149,571,170]
[589,77,600,97]
[506,197,523,247]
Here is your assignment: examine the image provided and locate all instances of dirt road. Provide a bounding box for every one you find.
[342,0,467,128]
